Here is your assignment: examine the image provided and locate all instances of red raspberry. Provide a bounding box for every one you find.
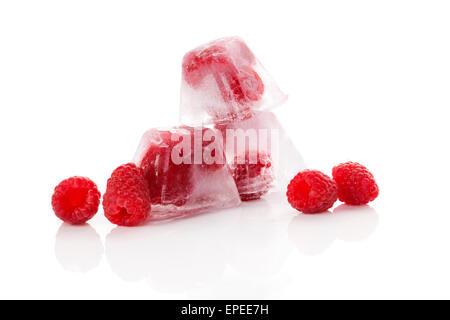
[332,162,379,205]
[182,42,264,112]
[231,151,274,201]
[218,65,264,105]
[139,127,225,207]
[140,130,192,207]
[103,163,151,226]
[287,170,338,214]
[182,45,232,87]
[51,177,101,224]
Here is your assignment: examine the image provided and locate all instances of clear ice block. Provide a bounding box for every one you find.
[215,111,306,200]
[133,126,241,220]
[180,37,287,125]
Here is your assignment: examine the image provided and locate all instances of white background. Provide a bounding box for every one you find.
[1,0,449,299]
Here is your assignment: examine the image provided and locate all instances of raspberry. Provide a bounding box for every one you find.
[332,162,379,205]
[238,66,264,101]
[287,170,338,214]
[139,127,225,207]
[231,151,274,201]
[103,163,151,226]
[217,65,264,105]
[51,177,101,224]
[140,130,192,207]
[182,43,264,110]
[182,45,232,87]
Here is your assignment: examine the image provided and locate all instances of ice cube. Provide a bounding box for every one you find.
[215,111,306,200]
[228,150,275,201]
[133,126,241,220]
[180,37,287,125]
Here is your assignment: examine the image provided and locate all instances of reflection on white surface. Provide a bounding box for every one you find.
[52,196,379,296]
[54,223,104,272]
[333,204,379,241]
[228,198,291,277]
[104,197,292,296]
[105,211,233,290]
[288,205,379,256]
[191,270,292,299]
[288,211,336,256]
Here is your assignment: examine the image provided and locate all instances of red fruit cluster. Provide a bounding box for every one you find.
[287,162,378,214]
[51,177,101,224]
[102,163,151,226]
[51,37,379,226]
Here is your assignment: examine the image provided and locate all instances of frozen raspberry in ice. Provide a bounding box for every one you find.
[231,151,274,201]
[138,130,192,207]
[183,45,233,88]
[180,37,286,125]
[133,126,241,220]
[216,111,305,197]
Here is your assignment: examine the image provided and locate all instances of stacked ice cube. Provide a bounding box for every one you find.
[180,37,287,125]
[133,37,304,220]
